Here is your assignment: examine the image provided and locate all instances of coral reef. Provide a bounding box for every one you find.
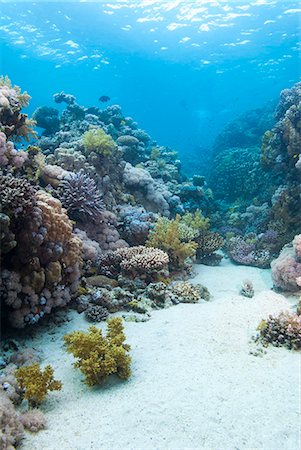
[57,171,104,223]
[227,235,273,269]
[1,189,82,328]
[271,235,301,292]
[32,107,60,136]
[85,305,109,322]
[258,312,301,349]
[0,76,36,141]
[15,363,62,407]
[64,317,131,386]
[146,215,197,271]
[172,281,210,303]
[83,128,117,157]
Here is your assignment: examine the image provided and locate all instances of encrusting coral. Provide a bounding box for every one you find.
[64,317,131,386]
[15,363,62,407]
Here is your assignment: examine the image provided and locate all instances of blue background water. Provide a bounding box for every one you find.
[1,1,300,161]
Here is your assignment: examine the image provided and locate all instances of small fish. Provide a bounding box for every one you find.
[99,95,110,103]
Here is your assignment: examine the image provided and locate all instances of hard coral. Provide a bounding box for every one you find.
[0,174,37,219]
[85,305,109,322]
[57,171,104,223]
[1,189,82,328]
[0,131,28,170]
[258,311,301,349]
[97,246,169,281]
[15,363,62,407]
[0,76,36,141]
[64,317,131,386]
[172,281,210,303]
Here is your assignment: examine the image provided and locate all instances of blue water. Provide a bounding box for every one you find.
[1,1,300,159]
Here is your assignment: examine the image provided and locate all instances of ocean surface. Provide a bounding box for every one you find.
[1,0,300,163]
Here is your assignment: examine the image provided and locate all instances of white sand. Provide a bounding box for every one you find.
[23,260,300,450]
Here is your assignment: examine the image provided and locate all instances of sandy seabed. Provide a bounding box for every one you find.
[23,260,300,450]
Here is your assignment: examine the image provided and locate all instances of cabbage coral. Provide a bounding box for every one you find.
[57,171,104,223]
[146,215,197,270]
[64,317,131,386]
[15,363,62,407]
[82,128,117,156]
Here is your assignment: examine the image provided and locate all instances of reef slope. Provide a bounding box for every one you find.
[23,261,299,450]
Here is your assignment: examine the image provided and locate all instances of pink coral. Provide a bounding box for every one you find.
[271,237,301,292]
[0,131,28,169]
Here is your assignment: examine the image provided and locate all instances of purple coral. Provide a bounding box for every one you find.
[227,236,272,269]
[0,132,28,169]
[58,171,104,223]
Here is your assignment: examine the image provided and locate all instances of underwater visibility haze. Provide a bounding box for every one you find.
[0,1,301,450]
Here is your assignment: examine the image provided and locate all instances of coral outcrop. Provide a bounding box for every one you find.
[271,235,301,292]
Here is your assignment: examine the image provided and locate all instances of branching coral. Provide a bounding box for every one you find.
[97,246,169,281]
[83,128,117,156]
[15,363,62,407]
[146,215,197,271]
[64,317,131,386]
[0,174,37,219]
[196,231,224,265]
[57,171,104,223]
[258,312,301,349]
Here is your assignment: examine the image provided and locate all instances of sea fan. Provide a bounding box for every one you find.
[58,171,104,223]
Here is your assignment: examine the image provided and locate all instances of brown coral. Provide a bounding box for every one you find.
[15,363,62,407]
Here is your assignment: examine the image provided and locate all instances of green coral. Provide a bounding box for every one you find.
[181,210,210,233]
[82,128,117,156]
[146,215,197,270]
[64,317,131,386]
[15,363,62,407]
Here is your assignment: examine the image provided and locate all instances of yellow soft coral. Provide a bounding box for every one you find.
[64,317,131,386]
[82,128,117,156]
[181,210,210,233]
[15,364,62,407]
[146,215,197,270]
